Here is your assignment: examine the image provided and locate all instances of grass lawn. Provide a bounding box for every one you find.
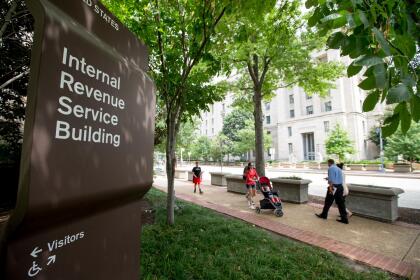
[140,188,392,280]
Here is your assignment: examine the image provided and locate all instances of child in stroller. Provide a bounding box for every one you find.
[255,176,284,217]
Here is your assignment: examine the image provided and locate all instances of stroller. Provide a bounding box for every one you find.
[255,176,284,217]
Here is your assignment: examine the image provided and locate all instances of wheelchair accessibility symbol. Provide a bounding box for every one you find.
[27,261,42,277]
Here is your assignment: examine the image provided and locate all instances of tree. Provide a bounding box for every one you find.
[307,0,419,137]
[232,120,272,160]
[104,0,233,225]
[0,0,33,163]
[209,133,231,163]
[385,122,420,162]
[175,120,197,159]
[223,0,343,175]
[325,124,355,161]
[190,136,212,162]
[222,108,253,142]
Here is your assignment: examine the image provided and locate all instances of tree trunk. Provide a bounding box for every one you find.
[253,87,265,176]
[165,116,177,225]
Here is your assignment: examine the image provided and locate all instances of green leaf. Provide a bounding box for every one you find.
[305,0,317,9]
[372,63,386,89]
[382,114,400,137]
[308,7,322,27]
[410,95,420,122]
[399,104,411,134]
[358,76,376,90]
[358,10,369,28]
[347,62,363,77]
[393,35,416,59]
[353,55,383,66]
[372,28,391,56]
[327,32,345,49]
[363,91,380,112]
[321,13,342,23]
[386,84,410,104]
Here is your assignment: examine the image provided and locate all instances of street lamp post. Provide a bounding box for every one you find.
[180,148,184,166]
[188,152,191,165]
[376,126,385,172]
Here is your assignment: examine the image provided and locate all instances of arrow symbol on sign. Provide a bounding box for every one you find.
[30,247,42,258]
[47,255,56,266]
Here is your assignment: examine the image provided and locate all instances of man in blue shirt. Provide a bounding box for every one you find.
[315,159,349,224]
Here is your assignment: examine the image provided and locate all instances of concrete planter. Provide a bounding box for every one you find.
[347,184,404,222]
[308,162,320,169]
[393,163,411,173]
[272,162,280,168]
[226,175,247,194]
[385,163,394,170]
[365,164,381,171]
[348,164,365,171]
[282,162,295,168]
[320,163,329,170]
[296,163,308,169]
[271,178,312,204]
[174,169,188,179]
[187,171,194,181]
[210,172,231,187]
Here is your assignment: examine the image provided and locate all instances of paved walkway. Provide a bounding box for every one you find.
[153,176,420,279]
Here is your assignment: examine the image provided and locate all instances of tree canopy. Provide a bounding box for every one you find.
[385,122,420,162]
[307,0,419,137]
[221,0,343,175]
[0,0,33,162]
[325,124,355,161]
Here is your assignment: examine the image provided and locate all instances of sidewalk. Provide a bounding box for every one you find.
[153,176,420,279]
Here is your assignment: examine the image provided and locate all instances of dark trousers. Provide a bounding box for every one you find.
[321,184,348,221]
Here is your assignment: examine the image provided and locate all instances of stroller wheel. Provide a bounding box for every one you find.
[274,209,284,217]
[255,207,261,214]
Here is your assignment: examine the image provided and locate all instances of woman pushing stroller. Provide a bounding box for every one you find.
[244,162,259,209]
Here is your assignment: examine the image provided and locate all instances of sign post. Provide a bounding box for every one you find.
[1,0,155,279]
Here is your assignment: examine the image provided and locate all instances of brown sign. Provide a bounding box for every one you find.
[3,0,155,279]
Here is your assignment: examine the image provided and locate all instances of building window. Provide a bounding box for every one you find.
[324,101,332,112]
[306,94,312,100]
[205,120,208,126]
[266,115,271,124]
[289,95,294,105]
[362,121,366,135]
[205,129,208,135]
[324,121,330,133]
[288,143,293,154]
[212,128,214,134]
[212,118,214,125]
[290,109,295,118]
[265,102,270,111]
[306,105,313,115]
[288,126,292,137]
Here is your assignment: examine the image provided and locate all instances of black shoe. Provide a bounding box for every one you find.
[336,219,349,224]
[315,214,327,219]
[194,189,196,193]
[199,190,203,194]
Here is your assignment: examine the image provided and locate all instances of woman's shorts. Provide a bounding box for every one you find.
[193,177,201,184]
[246,184,256,190]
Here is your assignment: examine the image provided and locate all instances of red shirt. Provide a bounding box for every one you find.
[246,168,259,185]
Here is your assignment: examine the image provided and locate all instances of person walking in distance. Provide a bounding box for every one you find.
[315,159,349,224]
[245,163,259,209]
[192,161,203,194]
